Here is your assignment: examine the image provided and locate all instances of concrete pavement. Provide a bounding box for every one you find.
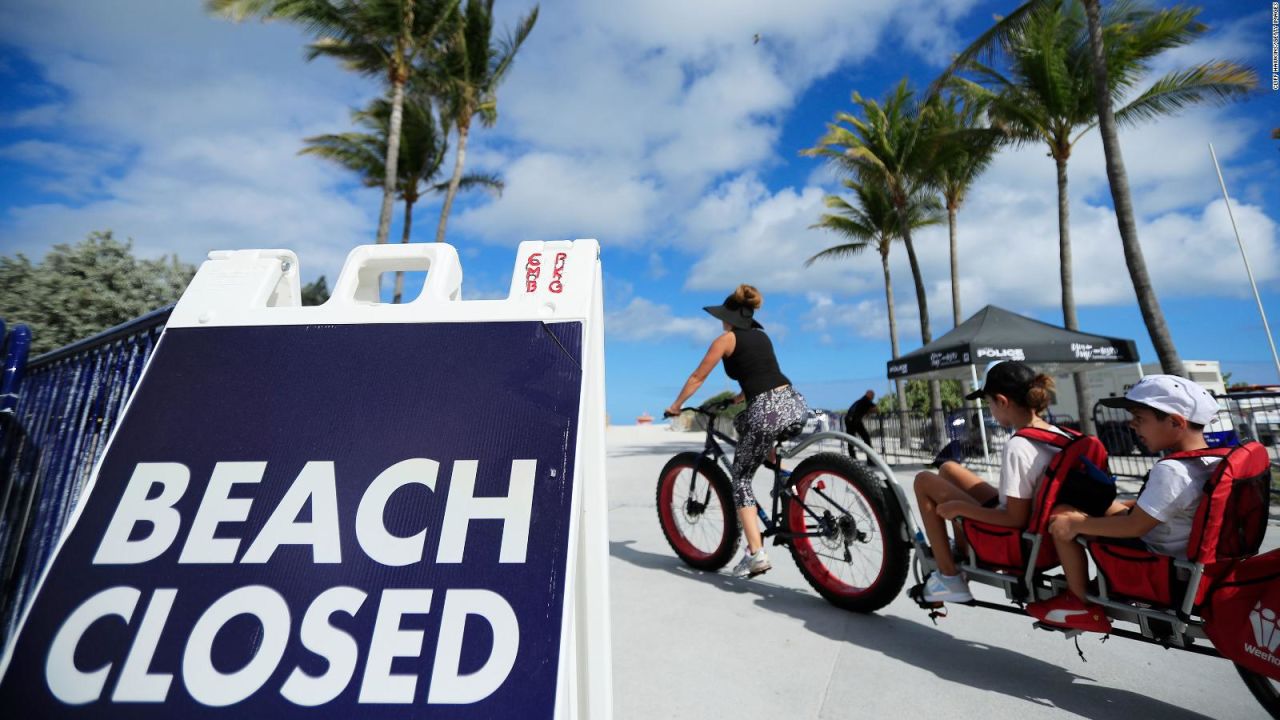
[605,424,1273,720]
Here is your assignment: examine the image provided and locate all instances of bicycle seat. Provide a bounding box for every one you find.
[775,422,805,443]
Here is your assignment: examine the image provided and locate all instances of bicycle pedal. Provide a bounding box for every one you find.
[907,583,943,609]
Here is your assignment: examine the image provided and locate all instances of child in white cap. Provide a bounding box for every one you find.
[1027,374,1221,632]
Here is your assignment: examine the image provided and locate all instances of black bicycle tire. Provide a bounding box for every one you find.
[784,452,910,613]
[1237,663,1280,718]
[655,452,741,571]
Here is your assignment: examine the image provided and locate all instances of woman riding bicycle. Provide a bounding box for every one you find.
[664,284,808,579]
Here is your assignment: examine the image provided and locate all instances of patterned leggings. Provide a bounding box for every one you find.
[731,385,808,508]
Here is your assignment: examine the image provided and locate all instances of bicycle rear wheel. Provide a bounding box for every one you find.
[784,452,909,613]
[656,452,740,571]
[1237,664,1280,718]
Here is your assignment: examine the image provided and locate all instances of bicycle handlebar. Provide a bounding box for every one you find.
[665,400,736,418]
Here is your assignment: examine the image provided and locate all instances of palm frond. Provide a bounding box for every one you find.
[1114,61,1257,127]
[928,0,1056,98]
[431,171,503,195]
[804,239,873,267]
[300,131,385,187]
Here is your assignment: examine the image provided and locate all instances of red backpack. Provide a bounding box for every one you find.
[1187,443,1278,678]
[1203,549,1280,680]
[1020,426,1112,527]
[1089,444,1270,608]
[964,426,1109,572]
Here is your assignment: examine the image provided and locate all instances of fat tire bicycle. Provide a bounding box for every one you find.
[655,400,911,613]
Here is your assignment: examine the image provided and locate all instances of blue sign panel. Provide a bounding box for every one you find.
[0,320,582,718]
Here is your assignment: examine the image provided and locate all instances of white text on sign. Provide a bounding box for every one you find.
[47,459,539,707]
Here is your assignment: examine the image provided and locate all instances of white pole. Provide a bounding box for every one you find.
[1209,143,1280,381]
[971,364,990,459]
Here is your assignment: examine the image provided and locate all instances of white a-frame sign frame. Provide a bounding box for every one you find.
[0,241,612,720]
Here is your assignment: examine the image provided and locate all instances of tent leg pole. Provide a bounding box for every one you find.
[971,364,990,460]
[1134,361,1145,380]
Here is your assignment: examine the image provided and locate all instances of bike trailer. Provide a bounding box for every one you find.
[1088,443,1271,608]
[1203,548,1280,681]
[964,427,1109,573]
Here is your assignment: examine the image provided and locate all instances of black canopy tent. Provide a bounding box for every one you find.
[885,305,1141,457]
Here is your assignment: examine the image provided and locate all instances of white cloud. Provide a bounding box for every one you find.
[454,152,661,245]
[0,140,125,197]
[684,174,882,296]
[456,0,989,246]
[647,252,667,279]
[687,128,1277,342]
[0,0,376,279]
[803,292,904,344]
[606,297,717,344]
[0,104,62,128]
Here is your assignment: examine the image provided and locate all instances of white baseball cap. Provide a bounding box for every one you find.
[1098,374,1219,425]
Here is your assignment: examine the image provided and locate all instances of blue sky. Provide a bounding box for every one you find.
[0,0,1277,423]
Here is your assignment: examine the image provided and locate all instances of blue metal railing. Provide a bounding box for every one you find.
[0,307,170,648]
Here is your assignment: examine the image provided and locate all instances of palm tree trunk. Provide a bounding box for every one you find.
[1055,154,1094,433]
[1056,156,1077,332]
[898,221,931,344]
[435,118,471,243]
[393,198,415,304]
[883,249,902,362]
[882,244,911,450]
[897,209,945,449]
[948,204,961,327]
[1083,0,1185,377]
[378,76,406,247]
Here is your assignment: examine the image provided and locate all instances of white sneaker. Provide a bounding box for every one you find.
[922,570,973,603]
[731,549,772,578]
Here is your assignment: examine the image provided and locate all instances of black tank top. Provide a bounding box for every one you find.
[722,328,790,402]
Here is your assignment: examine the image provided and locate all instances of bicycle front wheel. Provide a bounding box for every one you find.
[656,452,740,571]
[784,452,909,613]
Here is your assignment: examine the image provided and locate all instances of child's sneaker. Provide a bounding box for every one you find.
[731,549,772,578]
[1027,593,1112,633]
[922,570,973,603]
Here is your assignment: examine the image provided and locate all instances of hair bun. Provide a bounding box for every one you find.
[733,284,762,310]
[1024,373,1056,412]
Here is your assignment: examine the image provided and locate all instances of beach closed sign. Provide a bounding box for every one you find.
[0,241,612,719]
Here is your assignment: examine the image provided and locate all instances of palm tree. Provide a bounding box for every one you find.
[946,0,1254,379]
[302,91,501,301]
[1081,0,1254,376]
[804,81,947,443]
[806,179,944,425]
[953,0,1253,423]
[432,0,538,243]
[208,0,460,246]
[925,94,1001,326]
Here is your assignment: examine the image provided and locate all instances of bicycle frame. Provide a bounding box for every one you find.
[684,411,917,546]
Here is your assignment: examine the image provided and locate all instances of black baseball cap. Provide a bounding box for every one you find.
[965,361,1037,401]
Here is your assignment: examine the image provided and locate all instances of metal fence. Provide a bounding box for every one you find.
[826,395,1279,482]
[812,408,1076,470]
[0,307,170,648]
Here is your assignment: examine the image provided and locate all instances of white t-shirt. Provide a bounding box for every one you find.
[997,427,1071,507]
[1138,456,1221,557]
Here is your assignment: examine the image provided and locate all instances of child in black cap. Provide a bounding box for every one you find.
[913,361,1067,603]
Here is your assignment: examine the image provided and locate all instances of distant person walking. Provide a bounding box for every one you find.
[845,390,877,461]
